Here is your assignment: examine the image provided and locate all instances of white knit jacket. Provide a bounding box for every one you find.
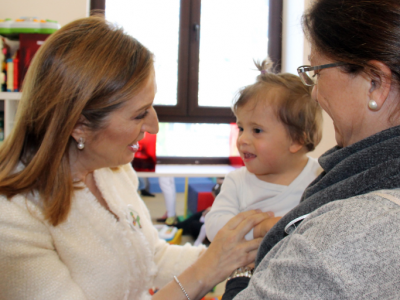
[0,164,204,300]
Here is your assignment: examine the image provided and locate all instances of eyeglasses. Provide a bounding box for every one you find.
[297,62,347,86]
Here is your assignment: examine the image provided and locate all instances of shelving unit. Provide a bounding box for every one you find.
[0,92,21,138]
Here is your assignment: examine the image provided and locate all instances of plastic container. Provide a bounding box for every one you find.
[0,17,60,37]
[154,224,178,241]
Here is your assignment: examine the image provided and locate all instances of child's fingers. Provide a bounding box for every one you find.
[253,217,282,238]
[223,210,261,230]
[265,211,275,217]
[232,212,273,239]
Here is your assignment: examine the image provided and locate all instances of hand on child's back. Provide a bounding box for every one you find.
[253,212,282,239]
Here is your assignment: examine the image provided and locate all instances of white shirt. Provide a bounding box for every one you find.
[205,157,321,241]
[0,164,204,300]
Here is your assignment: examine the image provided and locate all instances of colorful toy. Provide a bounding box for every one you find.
[6,58,13,91]
[0,38,5,88]
[0,17,60,91]
[154,224,178,241]
[0,17,60,38]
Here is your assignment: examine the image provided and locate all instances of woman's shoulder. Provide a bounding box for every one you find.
[297,189,400,241]
[0,192,46,225]
[312,188,400,215]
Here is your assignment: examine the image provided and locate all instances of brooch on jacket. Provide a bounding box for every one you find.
[126,205,142,230]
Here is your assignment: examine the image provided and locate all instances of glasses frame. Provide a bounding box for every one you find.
[297,62,347,86]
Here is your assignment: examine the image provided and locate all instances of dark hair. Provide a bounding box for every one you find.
[233,59,323,152]
[302,0,400,84]
[0,16,153,225]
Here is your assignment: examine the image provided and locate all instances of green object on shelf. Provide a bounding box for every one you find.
[0,17,60,37]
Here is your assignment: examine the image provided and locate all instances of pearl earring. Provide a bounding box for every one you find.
[368,100,378,111]
[77,138,85,150]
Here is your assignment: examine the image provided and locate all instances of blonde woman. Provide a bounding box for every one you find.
[0,16,267,300]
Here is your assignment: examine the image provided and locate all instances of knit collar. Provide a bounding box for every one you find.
[303,125,400,202]
[319,125,400,173]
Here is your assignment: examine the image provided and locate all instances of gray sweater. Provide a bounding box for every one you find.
[223,126,400,299]
[234,189,400,299]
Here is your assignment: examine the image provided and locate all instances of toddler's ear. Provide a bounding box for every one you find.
[289,140,304,154]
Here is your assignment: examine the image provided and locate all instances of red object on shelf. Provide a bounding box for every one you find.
[229,123,244,167]
[228,156,244,167]
[19,33,50,89]
[132,132,157,172]
[13,51,19,91]
[197,192,215,212]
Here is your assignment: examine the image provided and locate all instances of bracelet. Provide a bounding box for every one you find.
[174,275,191,300]
[227,266,254,281]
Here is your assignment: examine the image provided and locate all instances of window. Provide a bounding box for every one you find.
[90,0,282,163]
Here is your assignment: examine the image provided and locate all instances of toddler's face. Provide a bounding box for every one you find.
[235,97,301,184]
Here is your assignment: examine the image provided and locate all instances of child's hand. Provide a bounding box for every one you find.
[253,212,281,238]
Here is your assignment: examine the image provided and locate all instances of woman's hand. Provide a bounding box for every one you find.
[196,210,269,284]
[153,210,268,300]
[253,211,281,239]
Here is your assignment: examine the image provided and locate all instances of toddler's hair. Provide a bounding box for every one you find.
[233,59,322,152]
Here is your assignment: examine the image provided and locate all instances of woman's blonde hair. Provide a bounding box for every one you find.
[0,16,153,225]
[233,59,323,152]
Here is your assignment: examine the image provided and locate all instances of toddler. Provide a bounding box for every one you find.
[205,59,323,241]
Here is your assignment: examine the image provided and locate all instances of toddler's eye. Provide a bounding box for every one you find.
[238,126,244,132]
[254,128,262,134]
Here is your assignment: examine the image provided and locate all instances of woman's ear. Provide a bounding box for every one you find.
[71,115,88,142]
[368,60,392,110]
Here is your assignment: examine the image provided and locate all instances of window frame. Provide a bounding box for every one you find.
[91,0,282,124]
[91,0,282,164]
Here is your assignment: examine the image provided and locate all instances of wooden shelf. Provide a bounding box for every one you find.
[0,92,22,100]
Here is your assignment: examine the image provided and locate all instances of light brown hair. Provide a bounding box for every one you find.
[233,59,322,152]
[0,16,153,225]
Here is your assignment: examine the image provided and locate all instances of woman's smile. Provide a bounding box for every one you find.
[128,143,140,153]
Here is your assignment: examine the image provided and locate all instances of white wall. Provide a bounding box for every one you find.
[282,0,336,158]
[1,0,89,27]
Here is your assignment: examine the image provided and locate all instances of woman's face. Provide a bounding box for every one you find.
[74,70,159,172]
[310,49,373,147]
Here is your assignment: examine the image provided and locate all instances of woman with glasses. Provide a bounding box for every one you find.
[223,0,400,299]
